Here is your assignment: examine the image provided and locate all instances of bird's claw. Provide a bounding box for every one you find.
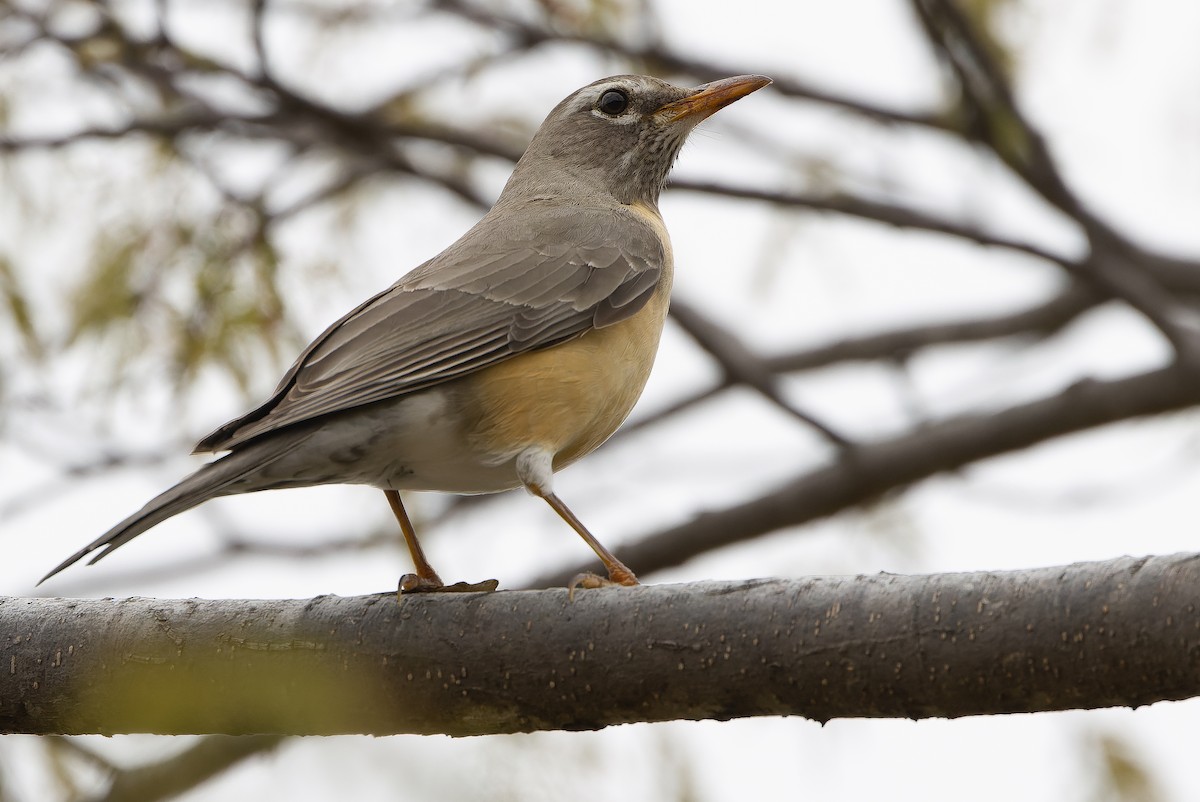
[566,570,639,601]
[398,574,499,595]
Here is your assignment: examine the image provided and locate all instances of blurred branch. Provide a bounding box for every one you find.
[908,0,1079,212]
[670,180,1069,263]
[431,0,955,132]
[43,735,117,775]
[4,553,1198,735]
[87,735,284,802]
[764,283,1099,372]
[669,298,852,447]
[25,524,403,599]
[619,383,725,436]
[250,0,272,84]
[0,448,182,522]
[0,113,233,150]
[908,0,1200,361]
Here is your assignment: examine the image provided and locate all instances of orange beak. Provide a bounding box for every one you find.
[655,75,772,124]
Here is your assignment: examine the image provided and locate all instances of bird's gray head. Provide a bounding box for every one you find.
[501,74,771,207]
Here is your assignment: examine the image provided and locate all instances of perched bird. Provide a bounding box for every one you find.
[42,73,771,592]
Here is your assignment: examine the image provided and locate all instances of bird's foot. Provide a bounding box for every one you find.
[567,568,640,601]
[398,573,500,595]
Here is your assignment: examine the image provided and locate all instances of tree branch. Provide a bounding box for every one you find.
[908,0,1200,361]
[3,553,1197,736]
[669,298,852,447]
[88,735,284,802]
[763,283,1099,373]
[432,0,953,132]
[669,180,1070,265]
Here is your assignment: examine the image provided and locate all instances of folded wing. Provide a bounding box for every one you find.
[195,207,665,453]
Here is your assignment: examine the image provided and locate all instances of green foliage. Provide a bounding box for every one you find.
[0,255,43,361]
[67,230,147,348]
[65,207,293,398]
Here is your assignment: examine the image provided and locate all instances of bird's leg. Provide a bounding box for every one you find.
[540,492,640,598]
[386,489,443,591]
[515,447,639,597]
[385,490,498,594]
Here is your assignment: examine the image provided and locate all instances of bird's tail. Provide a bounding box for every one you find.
[39,432,312,585]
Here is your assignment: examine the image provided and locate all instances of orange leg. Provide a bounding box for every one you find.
[385,490,497,594]
[540,492,639,598]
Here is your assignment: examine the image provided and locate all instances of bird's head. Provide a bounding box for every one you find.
[502,74,771,207]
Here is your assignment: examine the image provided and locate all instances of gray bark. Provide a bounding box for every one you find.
[3,553,1198,736]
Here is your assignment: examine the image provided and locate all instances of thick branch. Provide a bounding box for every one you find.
[2,553,1197,736]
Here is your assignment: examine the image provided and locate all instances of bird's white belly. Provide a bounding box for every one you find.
[264,387,524,494]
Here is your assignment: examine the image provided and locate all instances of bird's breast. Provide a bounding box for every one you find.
[458,210,674,472]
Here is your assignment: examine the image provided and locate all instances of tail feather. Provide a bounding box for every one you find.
[39,433,312,585]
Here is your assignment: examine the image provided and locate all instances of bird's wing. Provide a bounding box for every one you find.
[195,206,665,453]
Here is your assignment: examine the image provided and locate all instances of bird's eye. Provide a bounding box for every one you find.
[597,89,629,116]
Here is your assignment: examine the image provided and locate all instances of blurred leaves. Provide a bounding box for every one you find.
[67,229,146,349]
[1084,731,1164,802]
[65,209,289,396]
[0,255,42,361]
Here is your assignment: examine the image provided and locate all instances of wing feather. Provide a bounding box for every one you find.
[195,206,665,453]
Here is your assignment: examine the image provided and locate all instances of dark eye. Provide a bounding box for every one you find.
[597,89,629,116]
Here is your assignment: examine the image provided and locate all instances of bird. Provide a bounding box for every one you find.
[41,73,771,593]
